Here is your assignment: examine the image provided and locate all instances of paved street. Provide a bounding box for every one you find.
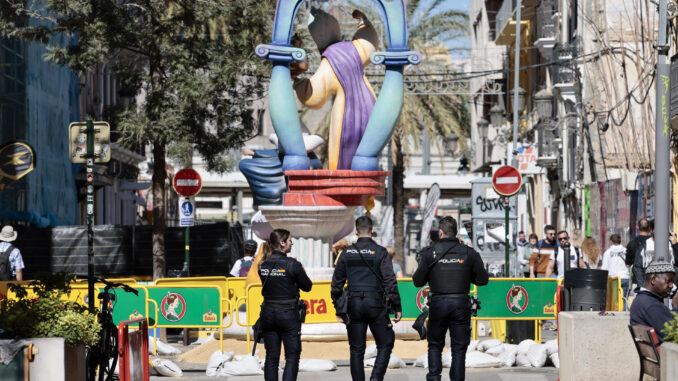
[151,361,559,380]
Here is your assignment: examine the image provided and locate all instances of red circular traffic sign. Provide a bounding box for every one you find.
[492,165,522,196]
[173,168,202,197]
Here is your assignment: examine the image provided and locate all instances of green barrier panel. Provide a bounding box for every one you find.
[146,286,222,327]
[475,278,558,319]
[111,287,150,326]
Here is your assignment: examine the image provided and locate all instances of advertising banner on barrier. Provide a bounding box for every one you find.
[246,281,337,325]
[147,287,222,327]
[475,278,558,319]
[111,287,149,326]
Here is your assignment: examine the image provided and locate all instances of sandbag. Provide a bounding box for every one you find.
[497,349,516,367]
[149,336,181,355]
[364,343,378,359]
[515,353,532,367]
[413,353,428,368]
[298,359,337,372]
[151,358,183,377]
[503,343,518,352]
[549,352,560,368]
[485,345,505,356]
[442,348,452,368]
[517,339,536,355]
[465,351,503,368]
[364,353,406,369]
[526,344,548,368]
[193,335,215,345]
[234,350,258,361]
[478,339,503,352]
[467,339,479,353]
[206,350,235,377]
[544,339,558,356]
[219,355,264,376]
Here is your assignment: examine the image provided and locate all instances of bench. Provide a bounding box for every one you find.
[628,324,661,380]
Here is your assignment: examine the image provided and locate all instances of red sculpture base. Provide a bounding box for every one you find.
[283,170,389,207]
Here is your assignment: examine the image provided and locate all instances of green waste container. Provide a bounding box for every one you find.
[0,346,27,381]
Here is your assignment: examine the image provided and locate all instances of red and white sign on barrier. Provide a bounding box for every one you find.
[118,317,150,381]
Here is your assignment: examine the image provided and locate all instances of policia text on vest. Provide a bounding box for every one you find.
[331,216,403,381]
[413,231,489,381]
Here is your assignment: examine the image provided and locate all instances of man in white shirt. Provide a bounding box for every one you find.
[601,234,630,309]
[0,225,24,281]
[544,231,585,279]
[229,240,258,277]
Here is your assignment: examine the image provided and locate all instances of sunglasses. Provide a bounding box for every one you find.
[558,237,569,241]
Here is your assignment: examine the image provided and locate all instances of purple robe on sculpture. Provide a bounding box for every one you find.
[322,41,376,170]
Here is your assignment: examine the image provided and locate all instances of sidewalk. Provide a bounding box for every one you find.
[150,361,559,380]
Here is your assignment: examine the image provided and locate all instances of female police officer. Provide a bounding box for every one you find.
[259,229,313,381]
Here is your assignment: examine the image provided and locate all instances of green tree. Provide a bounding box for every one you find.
[306,0,469,266]
[1,0,272,278]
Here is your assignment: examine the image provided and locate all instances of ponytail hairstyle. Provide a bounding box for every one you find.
[259,229,291,269]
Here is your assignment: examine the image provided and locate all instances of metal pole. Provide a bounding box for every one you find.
[85,119,95,313]
[654,0,670,263]
[511,0,522,168]
[184,226,190,276]
[505,196,510,277]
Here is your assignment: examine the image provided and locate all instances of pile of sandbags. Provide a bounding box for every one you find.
[412,338,559,369]
[205,350,337,377]
[363,343,406,369]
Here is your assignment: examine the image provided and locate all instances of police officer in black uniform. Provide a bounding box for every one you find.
[331,216,402,381]
[413,216,489,381]
[259,229,313,381]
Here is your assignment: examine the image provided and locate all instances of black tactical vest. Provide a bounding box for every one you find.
[344,243,381,292]
[259,255,299,302]
[429,241,473,294]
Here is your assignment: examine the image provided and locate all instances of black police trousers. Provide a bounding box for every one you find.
[427,296,471,381]
[346,295,395,381]
[261,306,301,381]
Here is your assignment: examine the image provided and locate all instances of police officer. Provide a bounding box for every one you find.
[413,216,489,381]
[331,216,402,381]
[259,229,313,381]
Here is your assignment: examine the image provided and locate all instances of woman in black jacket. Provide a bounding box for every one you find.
[258,229,312,381]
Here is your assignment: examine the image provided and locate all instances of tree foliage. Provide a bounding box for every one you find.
[1,0,273,277]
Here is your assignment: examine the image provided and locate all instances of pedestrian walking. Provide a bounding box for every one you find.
[581,236,602,269]
[601,234,630,309]
[229,239,258,277]
[413,216,489,381]
[386,246,404,278]
[544,231,586,278]
[258,229,312,381]
[626,218,651,290]
[331,216,402,381]
[0,225,24,281]
[529,225,557,278]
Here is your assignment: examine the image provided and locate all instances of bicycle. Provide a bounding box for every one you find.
[79,275,139,381]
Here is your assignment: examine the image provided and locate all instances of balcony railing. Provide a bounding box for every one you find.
[553,40,581,86]
[536,0,557,40]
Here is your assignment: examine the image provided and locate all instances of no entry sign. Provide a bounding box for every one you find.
[173,168,202,197]
[492,165,522,196]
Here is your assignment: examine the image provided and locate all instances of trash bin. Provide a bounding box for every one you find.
[564,268,608,311]
[0,342,37,381]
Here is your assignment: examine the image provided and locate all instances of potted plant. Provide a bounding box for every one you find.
[0,273,100,381]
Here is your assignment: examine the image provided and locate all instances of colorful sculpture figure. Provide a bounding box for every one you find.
[256,0,420,172]
[292,9,378,170]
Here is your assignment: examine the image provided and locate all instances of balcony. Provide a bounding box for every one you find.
[534,0,557,58]
[494,0,539,45]
[553,41,581,101]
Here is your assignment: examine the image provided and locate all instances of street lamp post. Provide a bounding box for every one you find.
[477,118,489,162]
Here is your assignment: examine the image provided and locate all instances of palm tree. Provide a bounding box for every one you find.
[303,0,470,267]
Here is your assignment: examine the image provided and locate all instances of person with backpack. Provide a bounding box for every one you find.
[229,239,258,277]
[413,216,489,381]
[0,225,23,281]
[258,229,312,381]
[331,216,402,381]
